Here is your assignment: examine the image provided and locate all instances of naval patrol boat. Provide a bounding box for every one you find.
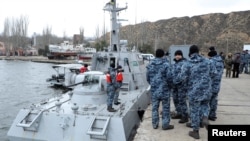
[7,0,151,141]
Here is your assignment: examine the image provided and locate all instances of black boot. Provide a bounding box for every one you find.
[153,124,158,129]
[107,106,116,112]
[186,122,192,128]
[114,101,121,105]
[189,130,200,139]
[162,125,174,130]
[171,113,182,119]
[186,122,204,128]
[209,116,217,121]
[179,117,188,123]
[201,116,209,130]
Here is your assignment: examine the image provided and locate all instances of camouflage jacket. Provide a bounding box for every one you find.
[209,55,224,93]
[172,58,188,88]
[224,57,233,68]
[107,67,116,87]
[173,53,217,101]
[146,58,172,98]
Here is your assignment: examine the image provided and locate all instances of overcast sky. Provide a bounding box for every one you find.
[0,0,250,38]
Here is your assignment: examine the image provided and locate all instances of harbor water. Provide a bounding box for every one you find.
[0,60,64,141]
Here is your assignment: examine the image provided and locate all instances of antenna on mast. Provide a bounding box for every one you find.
[103,1,106,49]
[103,0,127,52]
[135,0,138,51]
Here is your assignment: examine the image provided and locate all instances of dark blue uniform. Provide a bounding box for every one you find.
[209,55,224,120]
[174,53,217,130]
[107,67,116,107]
[172,58,189,119]
[146,58,173,129]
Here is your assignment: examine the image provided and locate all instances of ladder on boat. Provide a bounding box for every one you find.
[16,110,43,132]
[87,116,110,140]
[120,81,129,91]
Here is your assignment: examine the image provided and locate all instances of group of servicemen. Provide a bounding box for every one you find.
[224,49,250,78]
[239,50,250,74]
[234,50,250,75]
[146,45,224,139]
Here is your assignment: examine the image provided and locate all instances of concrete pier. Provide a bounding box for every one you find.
[133,72,250,141]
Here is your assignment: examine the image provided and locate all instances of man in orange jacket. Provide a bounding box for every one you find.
[80,64,88,73]
[114,65,123,105]
[106,63,117,112]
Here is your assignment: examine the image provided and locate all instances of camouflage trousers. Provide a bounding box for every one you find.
[114,88,120,103]
[107,84,115,107]
[209,92,218,118]
[114,82,122,103]
[172,90,181,114]
[189,99,210,130]
[172,88,188,118]
[151,96,171,128]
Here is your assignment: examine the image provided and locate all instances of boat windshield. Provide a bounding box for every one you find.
[82,74,100,85]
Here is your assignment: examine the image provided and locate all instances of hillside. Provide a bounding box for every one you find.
[119,10,250,54]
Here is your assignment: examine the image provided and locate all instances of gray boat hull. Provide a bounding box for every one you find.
[7,90,150,141]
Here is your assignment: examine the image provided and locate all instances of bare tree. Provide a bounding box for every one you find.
[138,20,150,47]
[94,25,100,41]
[79,27,84,44]
[19,15,29,48]
[2,18,11,56]
[3,15,30,56]
[10,17,20,55]
[101,24,108,42]
[63,30,67,41]
[42,25,52,46]
[120,25,137,47]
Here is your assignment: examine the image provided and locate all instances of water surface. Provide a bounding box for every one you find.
[0,60,63,141]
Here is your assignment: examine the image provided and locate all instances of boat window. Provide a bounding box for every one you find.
[124,58,129,66]
[70,68,80,74]
[132,61,138,66]
[113,44,117,51]
[92,75,99,84]
[110,57,116,67]
[83,75,91,83]
[83,74,99,85]
[138,60,144,65]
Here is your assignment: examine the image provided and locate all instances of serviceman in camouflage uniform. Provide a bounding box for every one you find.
[240,50,250,74]
[232,52,241,78]
[146,48,174,130]
[207,50,224,121]
[224,53,233,77]
[106,63,117,112]
[173,45,217,139]
[113,65,123,105]
[171,50,189,123]
[171,88,182,119]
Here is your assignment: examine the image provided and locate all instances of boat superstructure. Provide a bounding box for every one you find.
[7,1,151,141]
[46,64,83,88]
[77,47,97,60]
[47,41,78,59]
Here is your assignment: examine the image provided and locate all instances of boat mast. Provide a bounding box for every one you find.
[103,0,127,52]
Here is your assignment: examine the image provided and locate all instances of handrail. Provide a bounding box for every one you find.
[17,98,71,128]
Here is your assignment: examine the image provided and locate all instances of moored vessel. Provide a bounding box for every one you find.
[7,1,151,141]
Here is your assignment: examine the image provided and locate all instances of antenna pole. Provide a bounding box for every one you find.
[103,0,127,52]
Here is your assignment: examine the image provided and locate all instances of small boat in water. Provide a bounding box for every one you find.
[77,47,97,60]
[46,64,83,88]
[47,41,78,59]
